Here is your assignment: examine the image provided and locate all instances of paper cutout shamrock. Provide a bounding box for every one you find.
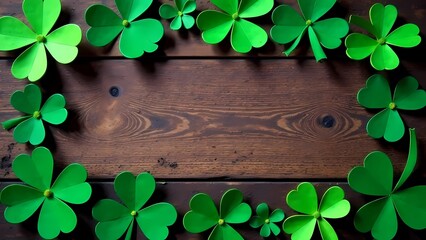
[249,203,285,238]
[0,0,82,82]
[345,3,421,70]
[270,0,349,62]
[348,129,426,239]
[85,0,164,58]
[357,74,426,142]
[183,188,252,240]
[92,172,177,240]
[159,0,196,31]
[1,84,68,146]
[196,0,274,53]
[283,182,350,240]
[0,147,92,239]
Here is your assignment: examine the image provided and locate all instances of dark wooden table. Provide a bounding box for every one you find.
[1,0,425,239]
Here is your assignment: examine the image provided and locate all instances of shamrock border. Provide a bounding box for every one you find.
[0,0,424,239]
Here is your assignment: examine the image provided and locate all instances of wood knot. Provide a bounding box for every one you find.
[109,86,120,97]
[321,115,335,128]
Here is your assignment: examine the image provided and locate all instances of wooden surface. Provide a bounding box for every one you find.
[0,0,426,239]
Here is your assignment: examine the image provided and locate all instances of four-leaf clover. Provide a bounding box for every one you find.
[283,182,350,240]
[249,203,285,238]
[183,188,252,240]
[270,0,349,62]
[0,0,82,82]
[357,74,426,142]
[85,0,164,58]
[196,0,274,53]
[92,172,177,240]
[345,3,422,70]
[1,84,68,146]
[0,147,92,239]
[348,129,426,240]
[159,0,196,31]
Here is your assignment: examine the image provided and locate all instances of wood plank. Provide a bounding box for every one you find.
[0,0,424,57]
[0,181,425,239]
[1,59,425,179]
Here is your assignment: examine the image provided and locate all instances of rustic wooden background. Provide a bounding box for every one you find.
[0,0,425,239]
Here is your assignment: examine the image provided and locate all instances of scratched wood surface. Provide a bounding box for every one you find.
[1,0,426,239]
[0,60,425,179]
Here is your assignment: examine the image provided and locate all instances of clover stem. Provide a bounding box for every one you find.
[36,35,46,43]
[232,12,239,20]
[43,189,53,198]
[377,38,386,45]
[122,20,130,28]
[306,19,312,26]
[264,219,270,224]
[313,211,320,219]
[389,102,396,110]
[218,219,225,225]
[33,111,41,119]
[178,11,183,16]
[130,210,138,216]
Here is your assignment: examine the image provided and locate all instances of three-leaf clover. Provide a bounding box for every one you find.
[283,182,350,240]
[357,74,426,142]
[270,0,349,62]
[159,0,196,31]
[196,0,274,53]
[345,3,422,70]
[183,188,252,240]
[249,203,285,238]
[92,172,177,240]
[0,147,92,239]
[0,0,82,82]
[85,0,164,58]
[348,129,426,240]
[1,84,68,146]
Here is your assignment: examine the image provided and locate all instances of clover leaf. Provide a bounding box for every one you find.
[1,84,68,146]
[85,0,164,58]
[357,74,426,142]
[345,3,421,70]
[92,172,177,240]
[348,129,426,239]
[0,0,82,82]
[283,182,350,240]
[183,188,252,240]
[0,147,92,239]
[270,0,349,62]
[159,0,196,31]
[196,0,274,53]
[249,203,284,238]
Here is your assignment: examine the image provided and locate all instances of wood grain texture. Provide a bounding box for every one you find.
[0,0,424,58]
[1,181,426,239]
[1,59,425,179]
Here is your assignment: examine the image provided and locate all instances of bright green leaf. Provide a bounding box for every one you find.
[0,16,36,50]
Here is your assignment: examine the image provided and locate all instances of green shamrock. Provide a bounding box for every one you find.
[348,129,426,240]
[283,182,350,240]
[357,74,426,142]
[159,0,196,31]
[85,0,164,58]
[196,0,274,53]
[183,188,252,240]
[249,203,285,238]
[0,147,92,239]
[1,84,68,146]
[0,0,82,82]
[270,0,349,62]
[92,172,177,240]
[345,3,421,70]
